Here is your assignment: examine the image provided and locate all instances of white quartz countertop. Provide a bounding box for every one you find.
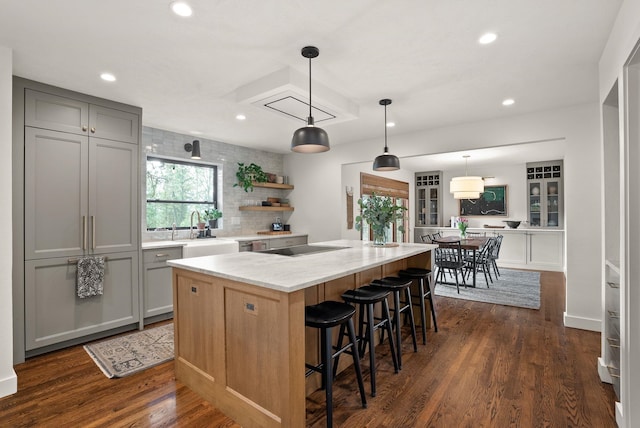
[167,239,434,293]
[416,226,565,232]
[142,233,308,249]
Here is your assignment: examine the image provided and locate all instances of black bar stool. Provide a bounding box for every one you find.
[371,276,418,369]
[337,285,399,397]
[305,301,367,428]
[399,267,439,345]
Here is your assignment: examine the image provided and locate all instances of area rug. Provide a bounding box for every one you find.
[434,268,541,309]
[84,323,174,378]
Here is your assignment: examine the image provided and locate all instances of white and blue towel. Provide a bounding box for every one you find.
[77,256,105,298]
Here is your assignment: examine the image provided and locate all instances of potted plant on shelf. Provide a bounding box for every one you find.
[234,162,268,192]
[355,192,407,246]
[203,208,222,229]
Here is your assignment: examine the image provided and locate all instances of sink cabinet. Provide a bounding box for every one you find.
[143,246,183,323]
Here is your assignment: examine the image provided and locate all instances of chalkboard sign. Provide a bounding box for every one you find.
[459,185,507,216]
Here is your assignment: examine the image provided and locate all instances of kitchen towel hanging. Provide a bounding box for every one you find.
[77,256,105,298]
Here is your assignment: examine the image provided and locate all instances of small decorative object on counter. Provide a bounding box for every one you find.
[457,217,469,238]
[203,208,222,229]
[355,192,407,246]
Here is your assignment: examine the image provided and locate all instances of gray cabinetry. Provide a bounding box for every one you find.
[143,246,182,322]
[415,171,442,227]
[24,129,138,260]
[526,161,563,228]
[269,235,307,249]
[25,88,139,143]
[14,78,142,360]
[24,252,139,351]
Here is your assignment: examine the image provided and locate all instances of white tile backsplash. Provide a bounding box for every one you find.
[141,127,289,241]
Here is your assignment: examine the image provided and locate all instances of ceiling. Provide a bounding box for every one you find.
[0,1,622,156]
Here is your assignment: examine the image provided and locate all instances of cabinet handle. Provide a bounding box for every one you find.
[606,337,620,349]
[90,127,96,133]
[607,310,619,319]
[82,216,87,250]
[92,215,96,250]
[607,281,620,289]
[155,253,170,257]
[82,125,88,132]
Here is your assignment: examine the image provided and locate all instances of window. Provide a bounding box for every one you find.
[359,173,410,244]
[146,156,219,230]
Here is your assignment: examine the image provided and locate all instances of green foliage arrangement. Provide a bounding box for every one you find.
[203,208,222,220]
[355,192,407,245]
[234,162,268,192]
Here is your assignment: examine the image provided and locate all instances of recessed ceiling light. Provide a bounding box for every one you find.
[386,122,395,128]
[190,130,203,135]
[478,33,497,45]
[236,114,246,120]
[502,98,515,106]
[100,72,116,82]
[170,1,192,17]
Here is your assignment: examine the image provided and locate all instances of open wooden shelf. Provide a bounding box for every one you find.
[252,182,294,190]
[239,206,294,212]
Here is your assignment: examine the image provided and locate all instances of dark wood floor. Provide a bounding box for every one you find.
[0,271,616,427]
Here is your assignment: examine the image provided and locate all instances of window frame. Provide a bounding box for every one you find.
[145,155,222,230]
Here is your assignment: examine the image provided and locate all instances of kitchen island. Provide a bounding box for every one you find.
[167,239,434,427]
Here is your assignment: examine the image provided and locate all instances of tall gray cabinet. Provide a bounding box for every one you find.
[13,78,142,362]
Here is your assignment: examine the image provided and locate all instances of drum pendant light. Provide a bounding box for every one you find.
[373,99,400,171]
[450,155,484,199]
[291,46,330,153]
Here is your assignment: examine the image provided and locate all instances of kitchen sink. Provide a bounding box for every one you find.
[258,244,349,257]
[180,239,239,258]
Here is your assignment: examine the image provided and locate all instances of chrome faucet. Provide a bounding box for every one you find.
[171,223,177,241]
[189,211,201,239]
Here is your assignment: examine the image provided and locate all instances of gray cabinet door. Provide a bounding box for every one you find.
[24,89,89,135]
[143,247,182,319]
[89,105,139,144]
[24,251,140,351]
[89,138,138,254]
[24,127,89,260]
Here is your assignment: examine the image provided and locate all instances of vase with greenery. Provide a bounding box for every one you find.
[203,208,222,228]
[234,162,268,192]
[355,192,407,246]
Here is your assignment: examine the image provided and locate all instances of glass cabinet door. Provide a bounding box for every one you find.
[546,180,560,227]
[417,188,426,226]
[428,187,438,226]
[529,181,542,226]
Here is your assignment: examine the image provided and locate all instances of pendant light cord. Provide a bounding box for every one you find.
[384,103,388,152]
[308,55,312,119]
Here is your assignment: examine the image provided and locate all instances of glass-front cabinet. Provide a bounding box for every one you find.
[415,171,442,226]
[526,161,563,228]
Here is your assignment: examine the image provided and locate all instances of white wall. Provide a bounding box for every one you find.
[285,103,602,332]
[0,46,17,398]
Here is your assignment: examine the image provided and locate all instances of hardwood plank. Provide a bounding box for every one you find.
[0,271,616,427]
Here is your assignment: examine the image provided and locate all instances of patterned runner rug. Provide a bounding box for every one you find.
[84,323,174,378]
[434,268,541,309]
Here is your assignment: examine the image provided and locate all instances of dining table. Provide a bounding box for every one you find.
[434,235,490,288]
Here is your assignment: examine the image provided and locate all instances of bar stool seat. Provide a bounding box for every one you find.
[370,276,418,369]
[338,285,399,397]
[305,301,367,428]
[399,268,439,345]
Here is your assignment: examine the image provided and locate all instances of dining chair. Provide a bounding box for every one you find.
[420,234,432,243]
[431,232,442,241]
[488,234,503,278]
[433,240,466,293]
[464,237,495,287]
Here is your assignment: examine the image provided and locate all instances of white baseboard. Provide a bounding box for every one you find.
[615,401,623,427]
[563,312,601,331]
[598,357,613,383]
[0,370,17,398]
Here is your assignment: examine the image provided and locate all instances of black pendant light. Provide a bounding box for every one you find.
[373,99,400,171]
[291,46,330,153]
